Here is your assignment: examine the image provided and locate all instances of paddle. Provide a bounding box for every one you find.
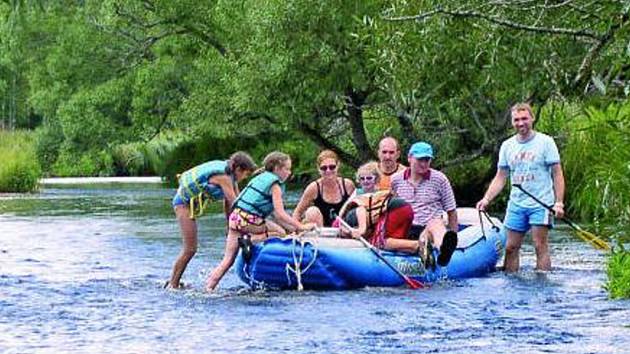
[335,216,425,289]
[513,184,611,251]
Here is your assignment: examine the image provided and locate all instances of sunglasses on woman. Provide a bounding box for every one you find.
[319,164,337,172]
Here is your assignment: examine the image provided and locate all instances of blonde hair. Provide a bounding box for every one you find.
[511,103,534,119]
[262,151,291,172]
[355,161,381,183]
[316,149,340,167]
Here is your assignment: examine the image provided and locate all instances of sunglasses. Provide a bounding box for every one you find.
[359,175,375,182]
[319,164,337,172]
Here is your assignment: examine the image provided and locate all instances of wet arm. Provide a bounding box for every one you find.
[551,163,565,218]
[482,169,508,204]
[272,185,310,231]
[352,207,369,238]
[338,207,368,239]
[292,183,316,221]
[551,164,565,206]
[210,175,237,218]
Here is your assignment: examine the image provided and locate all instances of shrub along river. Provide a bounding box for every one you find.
[1,183,628,353]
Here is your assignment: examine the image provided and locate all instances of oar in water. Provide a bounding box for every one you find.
[336,216,425,289]
[513,184,611,252]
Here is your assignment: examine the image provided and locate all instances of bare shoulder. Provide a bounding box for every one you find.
[300,181,319,198]
[305,180,319,192]
[208,174,232,187]
[270,183,283,194]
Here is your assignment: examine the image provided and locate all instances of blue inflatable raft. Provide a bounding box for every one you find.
[235,209,506,290]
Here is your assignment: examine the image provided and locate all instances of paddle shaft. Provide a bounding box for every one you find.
[513,184,579,229]
[336,217,424,289]
[513,184,610,251]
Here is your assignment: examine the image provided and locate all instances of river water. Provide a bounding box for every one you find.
[1,184,628,353]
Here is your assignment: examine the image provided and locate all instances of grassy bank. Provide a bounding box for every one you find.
[539,101,630,239]
[538,101,630,299]
[0,130,42,192]
[606,248,630,299]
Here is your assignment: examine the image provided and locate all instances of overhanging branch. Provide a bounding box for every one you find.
[297,121,361,167]
[385,7,600,42]
[572,11,630,90]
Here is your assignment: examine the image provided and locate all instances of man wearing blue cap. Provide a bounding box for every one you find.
[390,141,459,267]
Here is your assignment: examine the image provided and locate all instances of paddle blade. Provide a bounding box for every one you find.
[404,276,426,289]
[575,229,611,251]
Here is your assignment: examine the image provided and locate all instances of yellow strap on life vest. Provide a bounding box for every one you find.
[188,194,210,219]
[182,168,204,201]
[180,168,213,219]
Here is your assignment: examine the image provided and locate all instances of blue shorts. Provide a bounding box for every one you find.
[504,202,554,233]
[172,188,187,207]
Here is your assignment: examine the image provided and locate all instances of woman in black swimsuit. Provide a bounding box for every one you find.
[293,150,355,227]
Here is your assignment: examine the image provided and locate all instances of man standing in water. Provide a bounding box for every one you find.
[376,137,406,191]
[476,103,565,272]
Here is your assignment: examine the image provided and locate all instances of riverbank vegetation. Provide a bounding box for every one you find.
[537,102,630,241]
[0,130,41,192]
[606,247,630,299]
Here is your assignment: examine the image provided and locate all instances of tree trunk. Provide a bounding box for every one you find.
[345,88,375,166]
[395,111,419,149]
[10,74,17,130]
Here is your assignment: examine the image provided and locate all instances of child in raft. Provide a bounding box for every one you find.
[205,151,316,291]
[337,162,427,262]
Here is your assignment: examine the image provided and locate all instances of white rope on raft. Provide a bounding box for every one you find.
[239,238,266,290]
[285,229,321,291]
[240,261,267,290]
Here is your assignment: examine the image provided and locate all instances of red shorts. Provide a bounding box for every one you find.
[370,203,413,247]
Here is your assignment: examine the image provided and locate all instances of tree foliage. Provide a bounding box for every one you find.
[0,0,628,185]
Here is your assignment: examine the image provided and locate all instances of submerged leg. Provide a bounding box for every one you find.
[504,229,525,273]
[531,226,551,271]
[168,206,198,289]
[205,231,241,291]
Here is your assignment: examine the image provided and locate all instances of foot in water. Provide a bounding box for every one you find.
[163,280,190,289]
[437,231,458,267]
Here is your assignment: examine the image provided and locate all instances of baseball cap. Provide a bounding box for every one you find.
[408,142,434,159]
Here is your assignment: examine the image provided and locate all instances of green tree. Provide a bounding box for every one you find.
[192,0,397,167]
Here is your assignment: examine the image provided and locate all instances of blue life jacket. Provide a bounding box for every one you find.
[177,160,234,201]
[233,171,284,218]
[176,160,236,218]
